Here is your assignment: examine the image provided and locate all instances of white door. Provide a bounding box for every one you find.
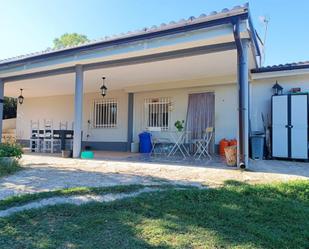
[272,95,288,157]
[291,95,308,159]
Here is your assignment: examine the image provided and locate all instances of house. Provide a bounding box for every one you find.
[0,4,308,168]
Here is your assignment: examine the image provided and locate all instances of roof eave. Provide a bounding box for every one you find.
[0,8,249,70]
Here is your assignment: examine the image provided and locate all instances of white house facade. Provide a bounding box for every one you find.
[1,4,308,168]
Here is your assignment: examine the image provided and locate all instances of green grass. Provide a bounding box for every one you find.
[0,184,150,211]
[0,180,308,249]
[0,159,23,178]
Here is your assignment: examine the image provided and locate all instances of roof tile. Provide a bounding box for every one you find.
[252,61,309,73]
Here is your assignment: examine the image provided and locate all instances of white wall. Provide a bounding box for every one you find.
[83,91,128,142]
[133,83,238,144]
[3,118,16,131]
[16,90,128,142]
[16,83,238,145]
[251,74,309,132]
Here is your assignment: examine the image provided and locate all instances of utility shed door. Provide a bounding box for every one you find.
[291,95,308,159]
[272,95,288,158]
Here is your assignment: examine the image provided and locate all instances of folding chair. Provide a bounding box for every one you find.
[147,127,171,155]
[193,127,214,160]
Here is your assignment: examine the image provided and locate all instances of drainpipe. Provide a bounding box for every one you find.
[232,19,249,169]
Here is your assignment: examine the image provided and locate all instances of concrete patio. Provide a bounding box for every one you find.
[0,152,308,201]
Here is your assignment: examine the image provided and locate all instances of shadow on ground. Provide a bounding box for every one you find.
[0,180,308,248]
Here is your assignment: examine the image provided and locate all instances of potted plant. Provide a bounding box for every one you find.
[174,120,185,132]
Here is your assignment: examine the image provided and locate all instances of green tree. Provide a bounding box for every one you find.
[3,97,17,119]
[53,33,89,49]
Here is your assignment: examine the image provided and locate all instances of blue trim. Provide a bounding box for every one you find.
[17,139,128,152]
[3,42,237,83]
[82,141,127,152]
[0,13,248,69]
[247,11,261,58]
[16,139,30,147]
[127,93,134,151]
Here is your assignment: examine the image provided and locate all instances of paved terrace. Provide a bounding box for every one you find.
[0,152,308,200]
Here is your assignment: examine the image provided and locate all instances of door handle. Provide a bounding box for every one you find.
[285,125,294,128]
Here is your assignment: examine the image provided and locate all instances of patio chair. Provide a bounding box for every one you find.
[42,119,54,153]
[147,127,171,155]
[30,120,41,152]
[59,121,68,130]
[193,127,214,160]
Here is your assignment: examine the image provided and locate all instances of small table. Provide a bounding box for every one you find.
[167,131,191,158]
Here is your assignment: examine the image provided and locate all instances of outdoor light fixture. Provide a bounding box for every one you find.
[272,81,283,95]
[100,77,107,97]
[18,88,24,105]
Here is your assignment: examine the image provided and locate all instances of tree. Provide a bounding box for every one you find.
[3,97,17,119]
[53,33,89,49]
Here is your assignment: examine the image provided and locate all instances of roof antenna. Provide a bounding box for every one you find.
[259,15,270,66]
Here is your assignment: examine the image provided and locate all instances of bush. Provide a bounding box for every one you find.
[0,143,23,159]
[0,158,22,177]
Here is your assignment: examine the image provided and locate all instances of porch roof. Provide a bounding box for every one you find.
[0,4,262,80]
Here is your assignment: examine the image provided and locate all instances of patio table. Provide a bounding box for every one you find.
[167,131,191,158]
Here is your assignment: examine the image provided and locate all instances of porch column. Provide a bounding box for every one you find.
[73,65,84,158]
[127,92,134,151]
[0,79,3,142]
[237,39,249,168]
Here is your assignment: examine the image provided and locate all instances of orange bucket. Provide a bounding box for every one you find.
[229,139,237,146]
[219,139,229,156]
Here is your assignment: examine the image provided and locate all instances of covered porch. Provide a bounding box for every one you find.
[0,7,262,168]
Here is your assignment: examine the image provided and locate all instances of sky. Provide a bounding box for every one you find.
[1,0,309,66]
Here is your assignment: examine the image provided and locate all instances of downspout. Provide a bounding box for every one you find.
[232,18,249,169]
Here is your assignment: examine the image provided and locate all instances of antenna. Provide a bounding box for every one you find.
[259,15,270,66]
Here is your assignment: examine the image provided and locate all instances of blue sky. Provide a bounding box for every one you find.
[1,0,308,66]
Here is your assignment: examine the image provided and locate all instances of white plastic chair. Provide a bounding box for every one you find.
[42,119,54,153]
[193,127,214,160]
[30,120,40,152]
[59,121,68,130]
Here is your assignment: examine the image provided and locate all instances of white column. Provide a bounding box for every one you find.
[0,79,3,143]
[73,65,83,158]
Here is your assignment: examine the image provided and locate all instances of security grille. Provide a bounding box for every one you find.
[93,99,118,128]
[144,97,171,130]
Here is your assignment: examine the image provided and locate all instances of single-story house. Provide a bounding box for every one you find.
[0,4,308,168]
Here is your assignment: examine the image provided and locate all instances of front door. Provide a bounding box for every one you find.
[186,92,215,152]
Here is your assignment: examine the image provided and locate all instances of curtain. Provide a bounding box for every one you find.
[186,92,215,152]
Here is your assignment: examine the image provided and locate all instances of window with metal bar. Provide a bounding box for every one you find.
[144,97,171,130]
[93,99,118,128]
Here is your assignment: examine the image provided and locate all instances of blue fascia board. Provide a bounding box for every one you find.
[247,11,261,58]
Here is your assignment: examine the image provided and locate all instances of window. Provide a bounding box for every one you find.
[144,97,171,130]
[93,99,117,128]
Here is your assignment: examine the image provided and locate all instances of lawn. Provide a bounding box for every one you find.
[0,181,308,249]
